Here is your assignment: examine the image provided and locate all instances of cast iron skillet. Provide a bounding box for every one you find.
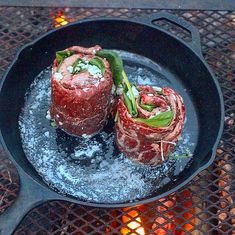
[0,12,224,234]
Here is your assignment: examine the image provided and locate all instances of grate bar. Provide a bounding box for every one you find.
[0,0,235,10]
[0,7,234,235]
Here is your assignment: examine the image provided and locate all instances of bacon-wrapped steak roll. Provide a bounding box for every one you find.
[50,45,113,136]
[115,85,185,166]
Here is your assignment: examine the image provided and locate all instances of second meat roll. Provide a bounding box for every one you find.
[115,85,185,166]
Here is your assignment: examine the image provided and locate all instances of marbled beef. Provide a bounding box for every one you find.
[50,45,113,136]
[115,86,185,166]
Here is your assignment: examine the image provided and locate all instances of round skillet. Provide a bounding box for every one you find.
[0,12,224,234]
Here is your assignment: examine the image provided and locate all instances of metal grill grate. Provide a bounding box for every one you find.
[0,7,234,235]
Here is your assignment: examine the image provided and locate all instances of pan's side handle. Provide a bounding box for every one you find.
[0,160,63,234]
[140,12,203,58]
[0,167,42,235]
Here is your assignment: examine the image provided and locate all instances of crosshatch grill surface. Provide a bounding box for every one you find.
[0,7,234,235]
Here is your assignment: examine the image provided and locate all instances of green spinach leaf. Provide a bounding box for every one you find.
[72,58,85,74]
[122,72,138,116]
[139,103,155,112]
[96,50,138,116]
[89,57,105,75]
[56,50,74,69]
[135,110,173,127]
[123,92,133,115]
[170,154,191,159]
[96,50,123,86]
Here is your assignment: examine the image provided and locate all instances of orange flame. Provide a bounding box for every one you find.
[52,11,69,28]
[174,190,196,234]
[152,197,176,235]
[121,208,145,235]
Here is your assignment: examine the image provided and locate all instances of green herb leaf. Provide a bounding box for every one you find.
[72,58,85,74]
[50,121,57,128]
[89,57,105,75]
[139,103,155,112]
[170,154,191,159]
[123,92,133,115]
[122,71,138,116]
[153,87,163,95]
[56,50,74,70]
[96,50,138,116]
[135,110,174,128]
[96,50,123,86]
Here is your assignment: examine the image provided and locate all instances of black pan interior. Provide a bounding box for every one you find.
[0,19,223,204]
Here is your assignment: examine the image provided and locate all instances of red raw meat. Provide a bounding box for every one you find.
[115,86,185,165]
[50,45,113,136]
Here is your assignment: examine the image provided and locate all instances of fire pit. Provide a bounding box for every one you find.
[0,6,234,234]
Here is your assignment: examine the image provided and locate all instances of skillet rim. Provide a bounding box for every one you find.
[0,16,224,208]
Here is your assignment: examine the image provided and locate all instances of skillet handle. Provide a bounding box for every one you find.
[0,160,62,234]
[143,12,203,57]
[0,167,43,235]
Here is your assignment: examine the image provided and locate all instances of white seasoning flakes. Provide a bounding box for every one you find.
[147,93,154,97]
[46,110,51,120]
[111,84,116,95]
[153,86,162,92]
[81,134,91,138]
[67,66,73,73]
[72,61,103,82]
[73,62,88,74]
[116,86,123,95]
[59,122,63,126]
[93,73,102,79]
[127,86,139,99]
[54,72,63,81]
[79,63,88,70]
[44,131,49,138]
[132,86,139,98]
[88,65,101,76]
[74,142,100,158]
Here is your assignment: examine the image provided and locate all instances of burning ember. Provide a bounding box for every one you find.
[52,11,69,28]
[151,196,176,235]
[120,191,197,234]
[121,208,145,235]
